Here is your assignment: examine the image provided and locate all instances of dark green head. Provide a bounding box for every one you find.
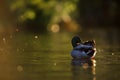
[71,36,82,48]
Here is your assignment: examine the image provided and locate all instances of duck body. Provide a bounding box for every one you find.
[71,36,96,59]
[71,49,89,59]
[71,44,96,59]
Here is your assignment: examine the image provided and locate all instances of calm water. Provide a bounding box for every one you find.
[0,31,120,80]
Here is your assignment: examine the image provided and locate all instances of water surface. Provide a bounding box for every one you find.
[0,31,120,80]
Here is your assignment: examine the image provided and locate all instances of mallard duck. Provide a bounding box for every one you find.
[71,36,96,59]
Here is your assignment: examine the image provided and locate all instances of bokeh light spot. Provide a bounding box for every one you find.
[51,24,60,33]
[17,65,23,72]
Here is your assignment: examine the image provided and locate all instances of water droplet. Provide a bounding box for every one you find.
[22,49,24,51]
[3,37,5,41]
[3,37,6,43]
[54,63,56,66]
[17,65,23,72]
[16,28,19,32]
[17,48,19,52]
[25,43,28,46]
[112,53,114,55]
[34,36,38,39]
[10,35,13,38]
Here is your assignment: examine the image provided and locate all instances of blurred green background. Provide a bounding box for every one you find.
[0,0,120,47]
[0,0,120,33]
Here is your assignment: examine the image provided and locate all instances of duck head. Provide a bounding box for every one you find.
[71,36,82,48]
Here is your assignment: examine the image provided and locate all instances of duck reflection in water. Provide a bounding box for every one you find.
[71,59,96,80]
[71,58,96,67]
